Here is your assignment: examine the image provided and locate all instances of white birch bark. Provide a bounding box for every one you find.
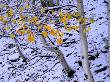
[107,0,110,77]
[76,0,94,82]
[39,34,74,77]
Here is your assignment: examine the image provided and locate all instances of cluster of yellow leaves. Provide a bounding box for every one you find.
[16,24,35,43]
[59,12,69,23]
[16,24,28,35]
[41,24,64,45]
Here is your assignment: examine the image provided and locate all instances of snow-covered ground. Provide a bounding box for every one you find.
[0,0,110,82]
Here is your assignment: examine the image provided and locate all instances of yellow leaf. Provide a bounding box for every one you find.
[87,27,91,31]
[42,31,48,37]
[2,20,7,24]
[74,26,80,30]
[16,29,25,35]
[67,14,73,19]
[59,32,64,37]
[27,33,35,43]
[90,18,95,23]
[10,33,15,39]
[73,12,80,18]
[59,11,63,17]
[51,10,55,15]
[50,29,57,36]
[44,25,51,31]
[25,4,29,9]
[0,16,7,23]
[12,19,16,24]
[19,7,24,12]
[37,26,42,31]
[0,16,4,21]
[4,27,10,31]
[56,37,63,45]
[70,26,76,29]
[20,14,25,20]
[7,8,14,17]
[65,26,72,31]
[26,29,31,34]
[29,16,38,24]
[83,29,87,33]
[34,21,40,25]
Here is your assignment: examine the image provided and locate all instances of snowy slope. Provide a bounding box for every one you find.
[0,0,110,82]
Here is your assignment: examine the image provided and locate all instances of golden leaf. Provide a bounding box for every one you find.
[74,26,80,30]
[57,37,63,45]
[42,31,48,37]
[27,33,35,43]
[7,8,14,17]
[16,29,25,35]
[50,29,57,36]
[44,25,51,31]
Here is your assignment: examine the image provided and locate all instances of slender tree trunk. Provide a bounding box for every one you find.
[14,38,27,64]
[107,0,110,78]
[76,0,94,82]
[39,34,74,77]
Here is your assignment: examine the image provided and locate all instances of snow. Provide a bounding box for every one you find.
[0,0,110,82]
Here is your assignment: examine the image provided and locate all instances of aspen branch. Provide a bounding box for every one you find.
[38,33,74,77]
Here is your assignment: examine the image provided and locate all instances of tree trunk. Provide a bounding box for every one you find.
[14,38,27,64]
[76,0,94,82]
[107,0,110,77]
[39,34,74,77]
